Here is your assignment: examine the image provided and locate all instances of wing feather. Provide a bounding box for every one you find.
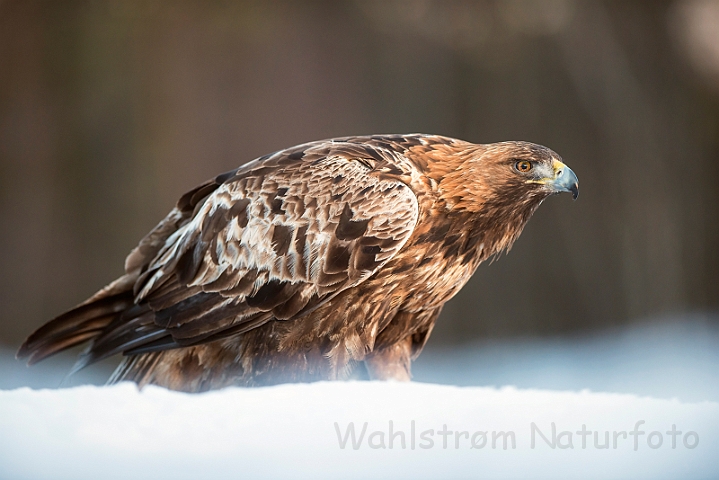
[82,142,419,362]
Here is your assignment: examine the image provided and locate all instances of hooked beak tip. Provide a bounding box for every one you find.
[570,184,579,200]
[552,161,579,200]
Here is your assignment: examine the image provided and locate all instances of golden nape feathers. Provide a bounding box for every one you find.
[18,134,578,392]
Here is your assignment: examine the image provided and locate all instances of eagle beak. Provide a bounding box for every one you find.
[549,159,579,200]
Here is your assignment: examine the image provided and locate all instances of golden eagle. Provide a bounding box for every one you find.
[18,134,578,391]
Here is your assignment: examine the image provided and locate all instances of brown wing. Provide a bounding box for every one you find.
[21,140,420,369]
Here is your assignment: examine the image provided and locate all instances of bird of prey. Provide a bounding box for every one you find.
[18,134,578,392]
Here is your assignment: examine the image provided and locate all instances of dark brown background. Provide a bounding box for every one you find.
[1,0,718,357]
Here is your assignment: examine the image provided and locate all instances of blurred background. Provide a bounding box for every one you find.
[1,0,718,397]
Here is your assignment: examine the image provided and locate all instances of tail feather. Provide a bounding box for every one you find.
[17,288,135,365]
[27,331,100,365]
[70,328,168,374]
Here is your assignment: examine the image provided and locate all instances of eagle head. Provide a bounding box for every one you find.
[426,139,578,254]
[479,141,579,202]
[430,140,578,212]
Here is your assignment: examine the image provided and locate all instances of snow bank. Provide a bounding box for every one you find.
[1,382,716,479]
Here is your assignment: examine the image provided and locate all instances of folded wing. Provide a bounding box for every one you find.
[19,141,419,369]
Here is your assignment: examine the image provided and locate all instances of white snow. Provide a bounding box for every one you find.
[0,382,716,479]
[1,316,718,479]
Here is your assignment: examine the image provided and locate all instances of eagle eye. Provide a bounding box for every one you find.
[514,160,533,173]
